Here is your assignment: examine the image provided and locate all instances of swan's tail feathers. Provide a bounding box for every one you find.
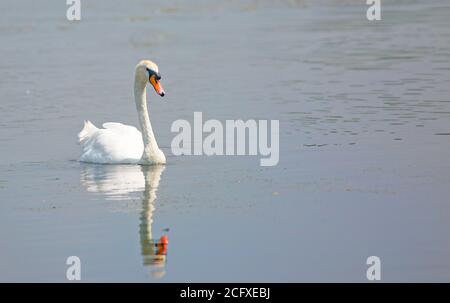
[78,120,98,144]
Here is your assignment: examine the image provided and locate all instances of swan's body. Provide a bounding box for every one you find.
[78,121,147,164]
[78,60,166,165]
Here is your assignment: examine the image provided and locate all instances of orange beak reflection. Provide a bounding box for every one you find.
[149,75,165,97]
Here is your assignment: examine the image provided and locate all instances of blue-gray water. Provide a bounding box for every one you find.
[1,0,450,282]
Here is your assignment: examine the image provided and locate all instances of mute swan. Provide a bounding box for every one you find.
[78,60,166,165]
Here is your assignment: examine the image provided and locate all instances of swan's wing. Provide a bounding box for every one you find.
[78,122,144,164]
[102,122,140,134]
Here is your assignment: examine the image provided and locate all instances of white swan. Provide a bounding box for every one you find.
[78,60,166,165]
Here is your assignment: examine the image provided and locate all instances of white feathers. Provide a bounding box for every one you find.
[78,120,144,164]
[78,120,98,144]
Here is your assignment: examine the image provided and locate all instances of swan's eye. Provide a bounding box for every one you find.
[146,68,161,81]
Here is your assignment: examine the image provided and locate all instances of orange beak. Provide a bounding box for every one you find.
[156,235,168,255]
[149,75,165,97]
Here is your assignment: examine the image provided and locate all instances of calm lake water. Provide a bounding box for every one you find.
[1,0,450,282]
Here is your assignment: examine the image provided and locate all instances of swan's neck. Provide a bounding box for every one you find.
[134,80,159,161]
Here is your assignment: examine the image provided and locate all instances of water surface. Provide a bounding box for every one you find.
[1,0,450,282]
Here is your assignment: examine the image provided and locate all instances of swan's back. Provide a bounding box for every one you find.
[78,120,144,164]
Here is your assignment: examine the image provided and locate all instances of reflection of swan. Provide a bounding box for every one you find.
[139,166,168,277]
[80,164,145,200]
[77,60,166,165]
[80,164,168,277]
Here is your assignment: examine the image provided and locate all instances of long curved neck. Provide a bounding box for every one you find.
[134,78,159,160]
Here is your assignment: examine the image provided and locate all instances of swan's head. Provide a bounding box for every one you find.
[136,60,165,97]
